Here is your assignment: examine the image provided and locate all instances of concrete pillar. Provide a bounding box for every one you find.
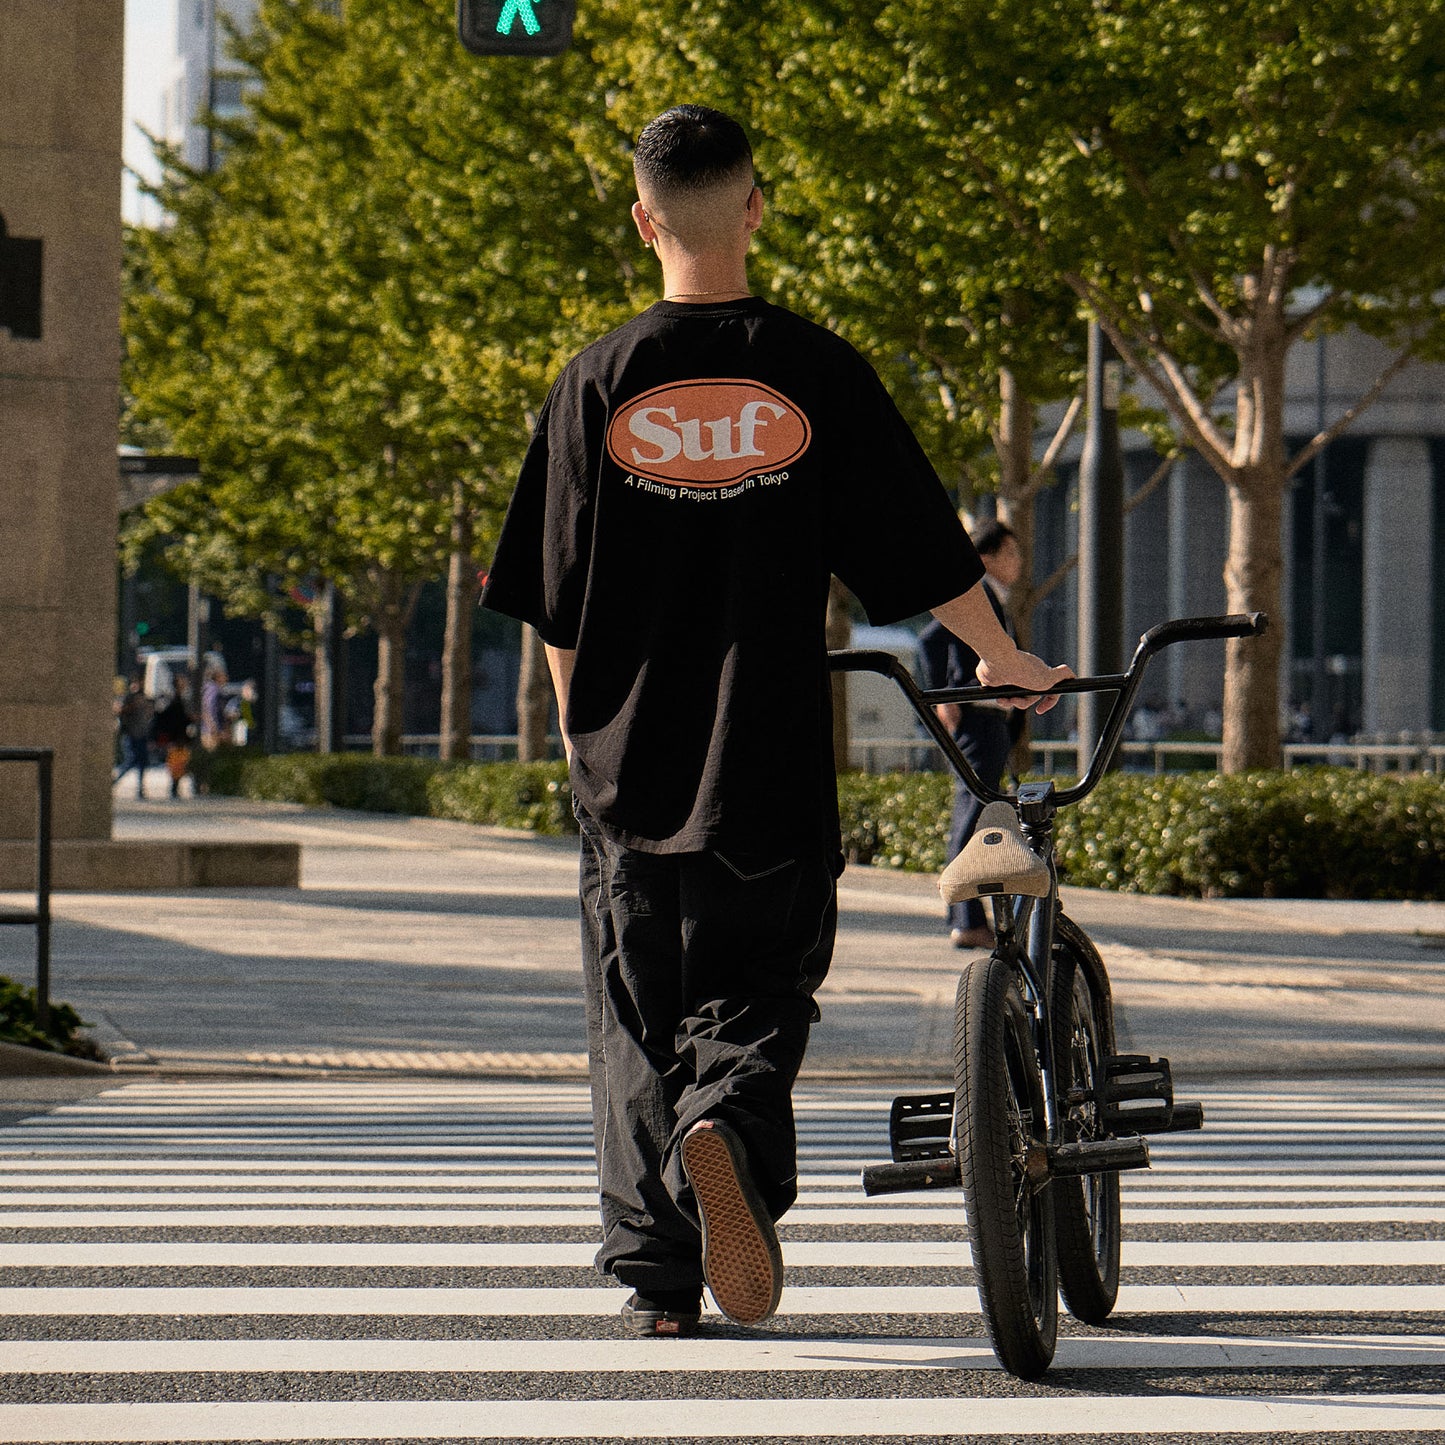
[0,0,124,841]
[1362,437,1434,736]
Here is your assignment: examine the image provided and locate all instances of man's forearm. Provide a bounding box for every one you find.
[930,582,1015,668]
[931,581,1073,713]
[544,644,576,760]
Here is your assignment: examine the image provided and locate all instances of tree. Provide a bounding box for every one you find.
[881,0,1445,767]
[587,1,1088,653]
[126,0,635,754]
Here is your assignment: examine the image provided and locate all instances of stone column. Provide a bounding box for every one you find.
[0,0,123,841]
[1362,437,1434,736]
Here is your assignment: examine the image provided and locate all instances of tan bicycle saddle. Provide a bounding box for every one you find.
[939,801,1051,903]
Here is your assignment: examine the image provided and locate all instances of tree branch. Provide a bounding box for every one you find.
[1285,345,1417,480]
[1020,394,1083,498]
[1032,451,1183,604]
[1063,272,1233,470]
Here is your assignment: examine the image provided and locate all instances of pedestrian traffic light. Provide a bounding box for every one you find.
[457,0,575,56]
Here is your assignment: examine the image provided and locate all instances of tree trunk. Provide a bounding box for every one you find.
[1221,477,1284,771]
[516,623,552,762]
[993,369,1037,646]
[439,481,477,762]
[994,369,1037,775]
[826,575,852,771]
[371,572,420,758]
[313,582,344,755]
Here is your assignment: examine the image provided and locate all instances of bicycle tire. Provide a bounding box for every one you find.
[1050,913,1122,1324]
[954,952,1057,1378]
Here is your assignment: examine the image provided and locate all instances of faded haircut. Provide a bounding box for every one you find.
[633,105,754,196]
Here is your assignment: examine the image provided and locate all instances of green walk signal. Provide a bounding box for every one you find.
[457,0,575,55]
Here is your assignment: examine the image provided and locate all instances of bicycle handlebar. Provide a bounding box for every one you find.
[828,612,1268,808]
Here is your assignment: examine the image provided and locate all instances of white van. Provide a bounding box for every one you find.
[845,625,929,771]
[139,647,226,701]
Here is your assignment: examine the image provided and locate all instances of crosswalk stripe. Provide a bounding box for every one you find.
[3,1393,1445,1442]
[1,1076,1441,1444]
[4,1238,1445,1267]
[3,1283,1443,1315]
[5,1203,1444,1225]
[7,1332,1445,1374]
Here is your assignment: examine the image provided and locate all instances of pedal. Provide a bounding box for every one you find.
[862,1156,961,1197]
[888,1092,954,1162]
[1103,1054,1174,1132]
[1046,1136,1151,1178]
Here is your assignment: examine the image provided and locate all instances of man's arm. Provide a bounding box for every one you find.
[544,644,576,761]
[931,582,1072,714]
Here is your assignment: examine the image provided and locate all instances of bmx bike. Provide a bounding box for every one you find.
[828,611,1268,1378]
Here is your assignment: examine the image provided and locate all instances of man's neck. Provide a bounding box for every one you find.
[658,259,751,303]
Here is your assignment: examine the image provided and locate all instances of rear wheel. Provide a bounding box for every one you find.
[954,953,1057,1378]
[1050,913,1121,1323]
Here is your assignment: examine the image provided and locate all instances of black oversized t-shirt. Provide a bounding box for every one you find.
[481,297,983,854]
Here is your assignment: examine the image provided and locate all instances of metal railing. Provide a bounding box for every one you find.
[846,737,1445,776]
[314,731,1445,776]
[0,748,52,1030]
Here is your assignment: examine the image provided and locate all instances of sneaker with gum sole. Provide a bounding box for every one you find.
[680,1119,783,1326]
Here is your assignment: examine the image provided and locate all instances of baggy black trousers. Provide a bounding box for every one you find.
[576,803,839,1296]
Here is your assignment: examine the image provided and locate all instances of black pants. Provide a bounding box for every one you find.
[576,804,838,1296]
[946,707,1015,931]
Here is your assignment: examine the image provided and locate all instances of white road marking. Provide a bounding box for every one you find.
[6,1332,1445,1375]
[2,1392,1444,1441]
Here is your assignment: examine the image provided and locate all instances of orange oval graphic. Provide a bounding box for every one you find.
[607,379,811,487]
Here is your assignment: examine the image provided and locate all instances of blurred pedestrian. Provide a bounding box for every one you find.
[200,663,228,751]
[918,519,1026,949]
[151,681,194,799]
[113,677,154,799]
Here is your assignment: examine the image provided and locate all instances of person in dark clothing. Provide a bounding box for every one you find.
[481,105,1071,1338]
[918,520,1027,948]
[150,683,194,800]
[113,678,154,799]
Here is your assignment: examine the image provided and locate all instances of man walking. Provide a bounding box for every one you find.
[918,519,1026,949]
[482,105,1070,1337]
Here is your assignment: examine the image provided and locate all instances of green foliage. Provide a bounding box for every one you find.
[124,0,635,638]
[208,752,577,833]
[427,762,577,835]
[837,771,954,872]
[1054,769,1445,899]
[0,978,103,1060]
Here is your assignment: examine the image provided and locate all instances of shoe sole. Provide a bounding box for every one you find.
[681,1122,783,1326]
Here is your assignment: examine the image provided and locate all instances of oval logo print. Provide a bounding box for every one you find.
[607,378,812,488]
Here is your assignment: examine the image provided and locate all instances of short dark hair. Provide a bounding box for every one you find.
[633,105,754,194]
[970,519,1017,557]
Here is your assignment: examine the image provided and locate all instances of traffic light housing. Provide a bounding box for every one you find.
[457,0,575,56]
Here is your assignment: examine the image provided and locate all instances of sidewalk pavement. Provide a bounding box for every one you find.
[1,792,1441,1086]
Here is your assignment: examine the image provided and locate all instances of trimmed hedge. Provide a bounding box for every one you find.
[206,752,1444,900]
[1053,768,1445,900]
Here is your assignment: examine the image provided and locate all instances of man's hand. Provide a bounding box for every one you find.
[976,652,1074,715]
[931,582,1073,715]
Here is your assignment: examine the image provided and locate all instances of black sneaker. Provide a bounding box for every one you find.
[620,1289,702,1338]
[680,1118,784,1325]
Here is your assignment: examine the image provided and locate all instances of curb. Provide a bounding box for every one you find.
[0,1039,115,1078]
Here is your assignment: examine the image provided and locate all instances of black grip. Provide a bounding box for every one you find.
[1140,613,1268,651]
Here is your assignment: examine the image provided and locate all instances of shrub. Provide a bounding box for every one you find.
[209,755,1444,900]
[0,976,104,1059]
[427,761,577,834]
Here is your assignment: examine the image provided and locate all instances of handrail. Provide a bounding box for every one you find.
[0,748,53,1031]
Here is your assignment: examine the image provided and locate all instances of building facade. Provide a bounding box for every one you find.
[1029,335,1445,745]
[161,0,257,173]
